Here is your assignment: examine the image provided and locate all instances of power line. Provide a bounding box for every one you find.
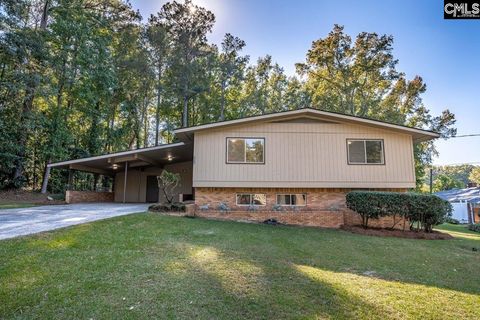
[448,133,480,138]
[432,161,480,166]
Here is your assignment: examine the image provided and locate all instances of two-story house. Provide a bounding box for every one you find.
[48,108,439,227]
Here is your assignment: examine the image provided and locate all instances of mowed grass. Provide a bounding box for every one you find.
[1,214,479,319]
[0,203,36,210]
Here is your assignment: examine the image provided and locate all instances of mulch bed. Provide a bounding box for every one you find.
[341,225,453,240]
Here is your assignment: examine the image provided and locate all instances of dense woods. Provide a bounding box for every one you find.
[0,0,456,193]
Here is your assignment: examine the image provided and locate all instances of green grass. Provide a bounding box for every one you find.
[0,216,479,319]
[0,203,36,210]
[436,223,480,238]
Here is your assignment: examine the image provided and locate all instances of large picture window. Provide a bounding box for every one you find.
[276,194,307,206]
[347,139,384,164]
[236,194,267,206]
[227,138,264,163]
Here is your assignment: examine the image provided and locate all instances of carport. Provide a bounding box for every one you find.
[47,142,193,203]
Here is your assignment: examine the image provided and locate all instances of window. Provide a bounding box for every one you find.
[236,193,267,206]
[347,139,384,164]
[276,194,307,206]
[227,138,264,163]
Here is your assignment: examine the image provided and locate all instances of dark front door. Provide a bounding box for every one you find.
[146,176,159,203]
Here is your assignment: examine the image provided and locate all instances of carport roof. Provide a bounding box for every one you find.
[48,142,193,175]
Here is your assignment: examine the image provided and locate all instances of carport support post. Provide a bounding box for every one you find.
[123,161,128,203]
[67,169,73,190]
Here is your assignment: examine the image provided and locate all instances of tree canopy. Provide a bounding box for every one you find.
[469,167,480,185]
[0,1,455,192]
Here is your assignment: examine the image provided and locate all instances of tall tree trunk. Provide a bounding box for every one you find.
[13,82,35,181]
[0,62,6,82]
[40,160,51,194]
[155,66,162,146]
[182,93,188,128]
[32,130,38,190]
[13,0,50,185]
[88,103,100,155]
[219,81,226,121]
[155,90,161,145]
[105,103,117,152]
[141,87,149,148]
[143,105,149,148]
[40,0,50,29]
[191,96,196,127]
[40,56,66,193]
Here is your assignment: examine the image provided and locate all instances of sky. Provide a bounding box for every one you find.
[130,0,480,166]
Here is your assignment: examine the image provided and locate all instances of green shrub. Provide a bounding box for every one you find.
[468,224,480,233]
[346,191,452,232]
[149,202,186,212]
[346,191,409,229]
[407,194,452,232]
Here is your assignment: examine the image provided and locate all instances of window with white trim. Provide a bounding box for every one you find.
[236,193,267,206]
[227,138,264,163]
[347,139,384,164]
[276,194,307,206]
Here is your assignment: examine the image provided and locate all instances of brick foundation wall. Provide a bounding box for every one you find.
[195,210,344,228]
[193,187,408,229]
[65,191,114,204]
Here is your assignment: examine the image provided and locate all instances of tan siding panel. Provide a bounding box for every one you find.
[114,162,193,203]
[193,122,416,188]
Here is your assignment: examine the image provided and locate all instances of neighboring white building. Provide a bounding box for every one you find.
[435,187,480,224]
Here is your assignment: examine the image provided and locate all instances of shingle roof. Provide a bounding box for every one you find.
[435,187,480,204]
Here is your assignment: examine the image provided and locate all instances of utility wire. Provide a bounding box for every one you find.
[433,162,480,166]
[447,133,480,138]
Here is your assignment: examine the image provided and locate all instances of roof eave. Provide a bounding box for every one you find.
[48,142,187,168]
[173,108,440,142]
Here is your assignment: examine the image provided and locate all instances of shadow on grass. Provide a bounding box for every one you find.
[1,214,479,319]
[177,217,480,296]
[128,242,392,319]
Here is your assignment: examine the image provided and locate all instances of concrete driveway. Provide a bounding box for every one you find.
[0,203,150,240]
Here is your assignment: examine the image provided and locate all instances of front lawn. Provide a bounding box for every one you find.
[1,214,479,319]
[0,203,36,210]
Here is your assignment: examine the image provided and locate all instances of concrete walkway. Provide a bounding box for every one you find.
[0,203,150,240]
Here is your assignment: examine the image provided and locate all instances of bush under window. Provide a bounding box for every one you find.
[346,191,452,232]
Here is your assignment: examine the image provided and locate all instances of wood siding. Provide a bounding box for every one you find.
[193,121,416,188]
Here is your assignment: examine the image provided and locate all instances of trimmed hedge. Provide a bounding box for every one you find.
[346,191,452,232]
